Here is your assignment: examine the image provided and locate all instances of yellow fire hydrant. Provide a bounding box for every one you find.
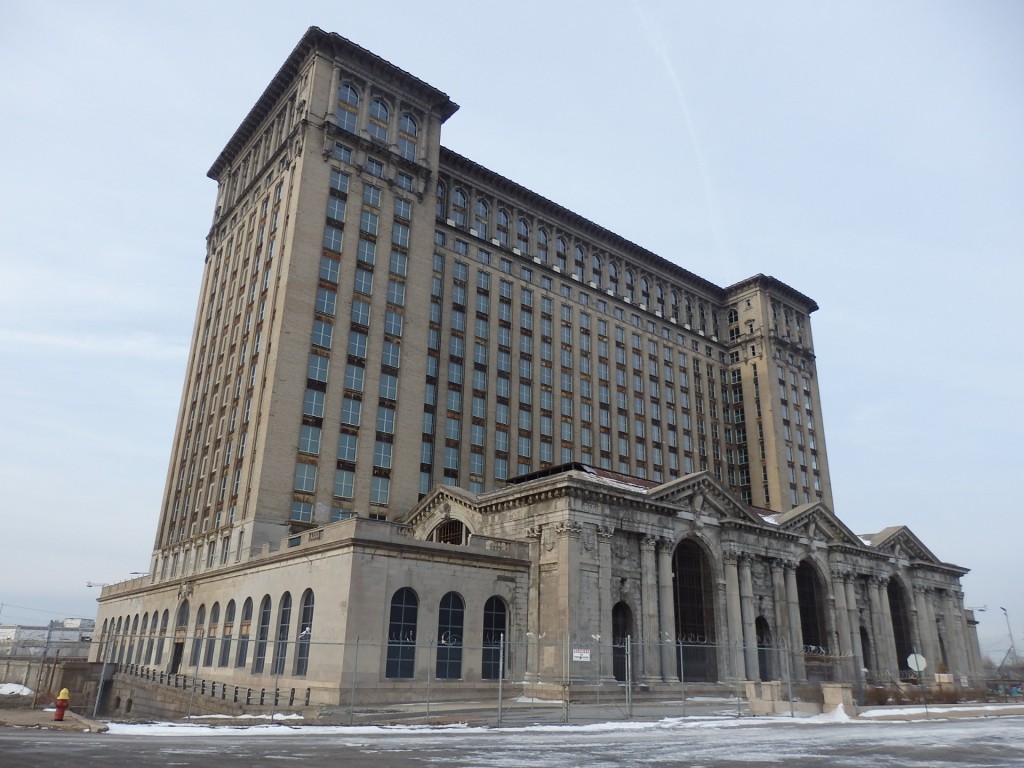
[54,688,70,721]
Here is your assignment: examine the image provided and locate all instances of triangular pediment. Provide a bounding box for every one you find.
[648,471,762,524]
[773,502,863,547]
[864,526,940,564]
[400,485,481,538]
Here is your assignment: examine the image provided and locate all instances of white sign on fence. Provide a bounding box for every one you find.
[572,648,591,662]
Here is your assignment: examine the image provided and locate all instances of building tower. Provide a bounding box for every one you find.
[150,26,832,584]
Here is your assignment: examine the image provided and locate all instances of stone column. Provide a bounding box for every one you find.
[784,560,806,682]
[915,586,940,678]
[845,578,865,677]
[639,535,659,684]
[724,552,746,682]
[738,555,759,680]
[877,577,901,680]
[770,559,790,682]
[597,525,615,681]
[942,589,966,679]
[831,571,853,657]
[865,577,885,676]
[657,537,676,682]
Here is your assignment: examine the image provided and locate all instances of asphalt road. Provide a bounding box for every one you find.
[3,716,1023,767]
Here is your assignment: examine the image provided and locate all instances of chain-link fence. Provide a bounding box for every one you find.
[99,629,990,724]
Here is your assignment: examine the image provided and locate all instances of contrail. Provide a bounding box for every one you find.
[632,1,734,274]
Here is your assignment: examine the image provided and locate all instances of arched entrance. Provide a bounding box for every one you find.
[796,561,830,682]
[672,539,717,681]
[612,601,635,682]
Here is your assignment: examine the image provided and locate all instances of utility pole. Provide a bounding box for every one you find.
[997,607,1018,674]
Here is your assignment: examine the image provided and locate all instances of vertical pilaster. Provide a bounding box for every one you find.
[845,577,865,676]
[525,526,542,682]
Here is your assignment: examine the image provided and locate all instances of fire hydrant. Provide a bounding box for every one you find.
[53,688,70,721]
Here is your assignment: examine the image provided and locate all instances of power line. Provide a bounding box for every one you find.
[0,602,93,621]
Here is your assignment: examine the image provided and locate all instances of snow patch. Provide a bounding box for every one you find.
[0,683,34,696]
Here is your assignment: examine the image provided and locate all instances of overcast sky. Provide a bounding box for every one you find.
[1,1,1021,664]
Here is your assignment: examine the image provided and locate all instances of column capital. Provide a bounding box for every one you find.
[640,535,658,552]
[723,550,739,564]
[597,524,615,539]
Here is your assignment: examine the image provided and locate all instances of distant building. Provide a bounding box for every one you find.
[0,619,95,659]
[93,28,982,705]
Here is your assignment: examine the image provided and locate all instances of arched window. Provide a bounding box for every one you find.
[727,308,739,325]
[574,245,586,273]
[136,613,149,664]
[295,589,315,676]
[114,617,124,663]
[556,238,568,270]
[436,592,465,679]
[155,610,169,666]
[608,262,618,293]
[368,98,389,143]
[656,285,665,315]
[236,597,254,668]
[451,189,467,228]
[685,298,694,326]
[336,83,359,133]
[435,181,446,221]
[711,310,719,337]
[126,614,140,665]
[431,518,467,545]
[625,270,635,302]
[398,113,418,161]
[640,278,650,307]
[143,611,156,665]
[252,595,272,674]
[516,218,530,253]
[536,228,549,263]
[474,199,489,239]
[671,291,680,321]
[591,253,603,288]
[672,539,717,681]
[190,605,206,667]
[386,588,418,678]
[699,304,707,333]
[176,601,190,631]
[219,600,236,667]
[272,592,292,675]
[496,210,510,246]
[204,602,220,667]
[481,596,507,680]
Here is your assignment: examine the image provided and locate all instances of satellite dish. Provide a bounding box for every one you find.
[907,653,927,672]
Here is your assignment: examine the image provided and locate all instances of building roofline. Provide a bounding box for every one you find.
[440,147,730,299]
[208,26,458,180]
[724,273,819,313]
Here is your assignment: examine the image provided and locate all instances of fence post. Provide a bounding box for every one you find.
[625,635,633,719]
[496,633,505,726]
[349,637,359,726]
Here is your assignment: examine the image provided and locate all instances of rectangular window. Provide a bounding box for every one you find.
[299,425,321,455]
[337,433,358,462]
[334,469,355,499]
[322,225,344,253]
[307,354,329,383]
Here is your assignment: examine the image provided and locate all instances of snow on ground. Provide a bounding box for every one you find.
[0,683,33,696]
[859,703,1024,718]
